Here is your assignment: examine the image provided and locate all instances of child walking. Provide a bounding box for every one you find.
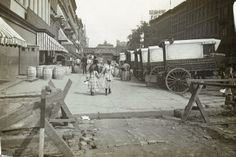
[102,60,113,95]
[87,63,100,96]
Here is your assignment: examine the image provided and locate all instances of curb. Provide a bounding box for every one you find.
[75,110,174,120]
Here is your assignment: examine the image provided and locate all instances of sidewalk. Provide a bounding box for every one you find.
[3,74,191,115]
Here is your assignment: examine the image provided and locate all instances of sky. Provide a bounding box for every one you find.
[76,0,185,47]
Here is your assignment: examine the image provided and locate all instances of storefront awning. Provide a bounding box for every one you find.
[0,17,27,47]
[37,32,68,53]
[58,28,73,43]
[62,40,73,45]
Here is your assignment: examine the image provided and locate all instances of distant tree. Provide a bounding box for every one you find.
[127,21,153,50]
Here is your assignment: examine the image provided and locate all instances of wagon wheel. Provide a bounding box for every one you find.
[165,68,191,93]
[146,66,162,85]
[150,66,159,75]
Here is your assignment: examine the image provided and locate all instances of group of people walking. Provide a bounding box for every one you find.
[84,56,113,96]
[79,54,132,96]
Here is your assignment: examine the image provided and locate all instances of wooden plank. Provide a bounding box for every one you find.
[39,128,45,157]
[44,91,63,120]
[62,79,72,99]
[195,97,210,124]
[61,107,69,126]
[211,121,236,125]
[45,120,75,157]
[39,90,46,157]
[0,104,37,130]
[49,118,76,123]
[191,82,236,88]
[60,101,79,128]
[6,129,38,156]
[45,90,63,106]
[0,93,41,99]
[188,78,236,83]
[0,136,2,155]
[49,103,62,119]
[182,84,203,122]
[60,101,73,118]
[1,135,48,147]
[40,90,46,128]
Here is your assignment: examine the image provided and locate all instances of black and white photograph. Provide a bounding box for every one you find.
[0,0,236,156]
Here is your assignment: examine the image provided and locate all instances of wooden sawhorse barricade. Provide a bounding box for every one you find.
[182,79,236,125]
[0,79,78,157]
[39,79,78,157]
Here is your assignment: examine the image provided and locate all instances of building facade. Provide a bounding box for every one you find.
[0,0,87,80]
[84,42,120,63]
[148,0,236,58]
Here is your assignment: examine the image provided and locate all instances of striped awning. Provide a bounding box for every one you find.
[58,28,73,43]
[0,17,27,47]
[37,32,68,53]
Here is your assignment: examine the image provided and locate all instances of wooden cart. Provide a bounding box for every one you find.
[135,39,223,93]
[126,50,143,80]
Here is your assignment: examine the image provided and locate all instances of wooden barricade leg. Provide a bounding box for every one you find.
[0,136,2,156]
[195,97,210,124]
[41,84,75,157]
[182,84,203,122]
[39,90,46,157]
[0,103,39,157]
[45,120,75,157]
[182,83,210,124]
[48,79,79,128]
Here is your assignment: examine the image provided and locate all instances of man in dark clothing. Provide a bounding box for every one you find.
[81,55,87,74]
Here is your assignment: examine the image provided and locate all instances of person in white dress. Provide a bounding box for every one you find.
[102,60,113,95]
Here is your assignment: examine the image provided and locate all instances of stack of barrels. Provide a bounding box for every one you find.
[27,66,37,79]
[27,65,72,80]
[36,66,44,78]
[121,70,131,81]
[73,65,80,73]
[53,66,64,80]
[43,66,54,80]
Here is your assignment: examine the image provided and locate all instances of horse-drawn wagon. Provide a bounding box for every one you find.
[129,38,223,93]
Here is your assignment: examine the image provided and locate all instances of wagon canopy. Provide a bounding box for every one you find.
[141,48,148,63]
[128,50,135,61]
[164,38,221,51]
[149,38,221,62]
[148,46,163,62]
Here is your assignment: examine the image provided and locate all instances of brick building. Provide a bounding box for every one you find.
[83,42,119,63]
[148,0,236,59]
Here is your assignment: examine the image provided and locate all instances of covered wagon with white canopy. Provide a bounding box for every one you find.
[141,38,222,93]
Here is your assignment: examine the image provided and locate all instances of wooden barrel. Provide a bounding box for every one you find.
[121,71,130,81]
[73,65,80,73]
[43,66,53,80]
[27,66,36,79]
[125,71,130,80]
[53,66,64,80]
[64,66,72,75]
[36,66,44,78]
